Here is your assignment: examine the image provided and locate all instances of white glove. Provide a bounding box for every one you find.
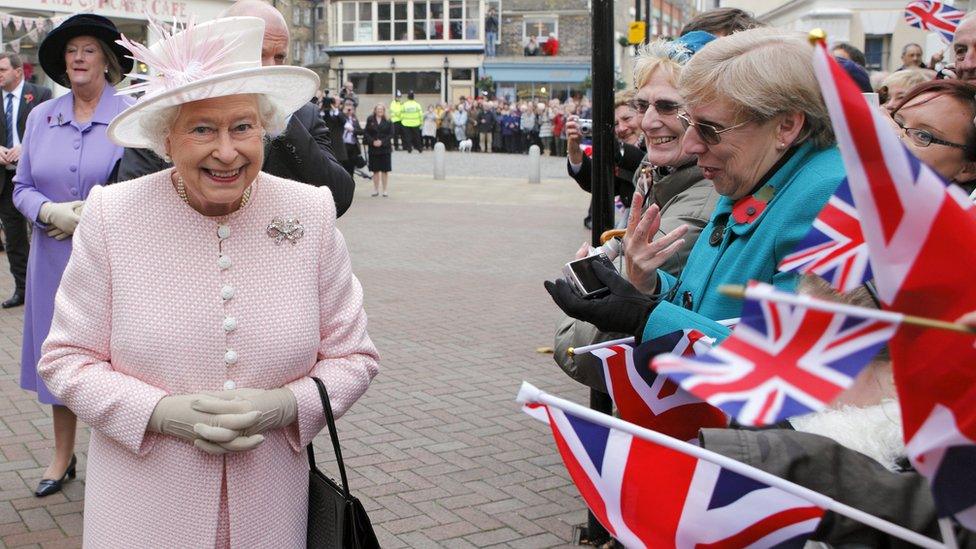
[198,388,298,437]
[38,201,84,235]
[148,394,266,455]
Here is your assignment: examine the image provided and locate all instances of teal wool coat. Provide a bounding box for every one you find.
[641,141,845,343]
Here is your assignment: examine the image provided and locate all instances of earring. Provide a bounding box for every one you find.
[163,154,172,163]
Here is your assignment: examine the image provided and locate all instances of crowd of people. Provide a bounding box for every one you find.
[548,6,976,547]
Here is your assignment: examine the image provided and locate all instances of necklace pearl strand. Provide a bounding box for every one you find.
[176,175,252,211]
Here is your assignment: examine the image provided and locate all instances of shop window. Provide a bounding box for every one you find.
[396,71,442,94]
[350,72,394,94]
[451,69,472,81]
[523,16,557,44]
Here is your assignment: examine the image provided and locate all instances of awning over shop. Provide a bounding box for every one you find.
[482,60,590,83]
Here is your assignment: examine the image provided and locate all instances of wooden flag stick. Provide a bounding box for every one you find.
[567,336,635,357]
[719,284,976,335]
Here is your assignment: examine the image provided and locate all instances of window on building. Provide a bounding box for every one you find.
[336,0,478,43]
[396,71,441,94]
[350,72,394,94]
[864,35,890,71]
[485,0,501,44]
[523,16,557,43]
[316,5,325,20]
[444,0,478,40]
[451,68,472,80]
[378,1,409,41]
[293,7,302,26]
[413,0,445,40]
[293,40,302,63]
[304,8,312,26]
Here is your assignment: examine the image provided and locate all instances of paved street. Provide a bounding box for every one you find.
[0,156,599,547]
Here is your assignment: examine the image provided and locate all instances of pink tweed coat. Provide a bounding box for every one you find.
[38,170,379,547]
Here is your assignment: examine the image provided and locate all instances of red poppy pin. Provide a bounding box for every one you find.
[24,93,33,104]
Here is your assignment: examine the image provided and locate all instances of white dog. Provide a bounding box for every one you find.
[458,139,473,152]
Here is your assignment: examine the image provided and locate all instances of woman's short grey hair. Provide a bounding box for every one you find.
[633,39,695,88]
[140,94,287,158]
[678,27,835,149]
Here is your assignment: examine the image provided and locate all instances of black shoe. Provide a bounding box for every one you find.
[2,292,24,309]
[354,169,373,180]
[583,218,592,230]
[35,455,76,498]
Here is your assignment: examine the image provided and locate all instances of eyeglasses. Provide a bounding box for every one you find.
[628,98,681,116]
[676,111,751,145]
[893,118,967,150]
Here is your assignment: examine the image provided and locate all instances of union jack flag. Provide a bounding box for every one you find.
[651,282,897,426]
[813,39,976,529]
[592,339,726,441]
[778,178,872,292]
[523,402,824,548]
[904,0,966,42]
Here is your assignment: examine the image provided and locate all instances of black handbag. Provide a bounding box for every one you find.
[307,377,379,548]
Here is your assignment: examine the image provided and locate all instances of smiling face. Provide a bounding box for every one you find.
[165,95,265,216]
[64,35,108,88]
[893,92,976,184]
[638,68,692,168]
[680,97,802,199]
[614,104,640,145]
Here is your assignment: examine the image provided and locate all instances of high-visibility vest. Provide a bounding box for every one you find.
[389,99,403,123]
[400,100,423,127]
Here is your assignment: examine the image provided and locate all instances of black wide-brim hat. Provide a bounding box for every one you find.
[39,14,134,88]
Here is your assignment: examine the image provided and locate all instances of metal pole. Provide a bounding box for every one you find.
[583,0,615,544]
[644,0,651,42]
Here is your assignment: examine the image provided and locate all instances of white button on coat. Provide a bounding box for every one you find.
[217,225,231,239]
[224,350,238,364]
[221,285,235,300]
[223,380,237,390]
[223,317,237,332]
[218,255,232,270]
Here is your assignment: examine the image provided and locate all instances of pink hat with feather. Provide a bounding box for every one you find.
[107,16,319,149]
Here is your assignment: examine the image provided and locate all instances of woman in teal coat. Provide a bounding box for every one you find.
[547,28,845,343]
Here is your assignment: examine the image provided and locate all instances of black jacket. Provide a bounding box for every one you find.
[114,102,355,217]
[1,82,53,191]
[364,116,393,155]
[321,108,348,162]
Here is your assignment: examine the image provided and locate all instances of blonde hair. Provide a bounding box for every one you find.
[881,69,929,92]
[614,89,635,109]
[678,27,835,149]
[633,39,694,89]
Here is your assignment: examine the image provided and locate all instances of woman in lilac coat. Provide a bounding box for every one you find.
[12,14,133,498]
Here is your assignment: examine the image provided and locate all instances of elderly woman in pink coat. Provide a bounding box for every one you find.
[37,16,379,547]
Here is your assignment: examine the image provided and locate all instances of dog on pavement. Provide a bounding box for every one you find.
[458,139,473,152]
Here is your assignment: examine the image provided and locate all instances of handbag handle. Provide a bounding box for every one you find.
[307,377,351,501]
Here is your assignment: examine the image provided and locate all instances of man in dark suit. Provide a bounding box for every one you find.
[116,0,355,217]
[0,53,51,308]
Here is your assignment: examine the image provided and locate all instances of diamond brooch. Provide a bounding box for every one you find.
[267,217,304,245]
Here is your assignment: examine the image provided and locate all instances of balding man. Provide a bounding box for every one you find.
[951,12,976,84]
[116,1,355,216]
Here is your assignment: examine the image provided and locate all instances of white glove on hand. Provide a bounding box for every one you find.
[38,201,84,235]
[148,394,265,455]
[198,388,298,437]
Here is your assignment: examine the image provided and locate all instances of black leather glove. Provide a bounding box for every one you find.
[544,261,656,339]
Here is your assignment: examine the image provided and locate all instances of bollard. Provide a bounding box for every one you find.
[528,144,541,184]
[433,142,446,180]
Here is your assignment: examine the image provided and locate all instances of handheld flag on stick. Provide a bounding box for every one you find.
[651,282,896,426]
[811,34,976,530]
[904,0,966,43]
[590,342,726,440]
[517,382,946,549]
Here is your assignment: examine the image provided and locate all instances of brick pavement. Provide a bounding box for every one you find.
[0,166,596,548]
